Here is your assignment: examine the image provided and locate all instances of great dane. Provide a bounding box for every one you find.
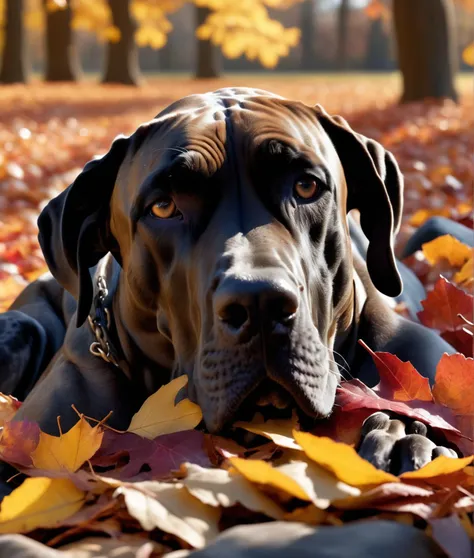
[0,88,460,474]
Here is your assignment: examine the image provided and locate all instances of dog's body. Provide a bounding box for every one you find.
[1,88,458,473]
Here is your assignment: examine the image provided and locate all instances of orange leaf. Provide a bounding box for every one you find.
[359,341,432,402]
[418,276,474,332]
[433,353,474,415]
[400,455,474,480]
[422,235,472,268]
[454,257,474,288]
[293,431,398,488]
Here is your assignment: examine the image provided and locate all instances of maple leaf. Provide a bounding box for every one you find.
[433,353,474,415]
[418,276,473,332]
[127,376,202,439]
[31,416,103,473]
[92,429,210,480]
[454,256,474,288]
[115,481,220,549]
[0,477,85,534]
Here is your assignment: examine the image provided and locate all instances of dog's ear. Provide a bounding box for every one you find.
[315,105,403,297]
[38,134,131,327]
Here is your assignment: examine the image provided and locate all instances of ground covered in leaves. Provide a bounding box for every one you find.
[0,75,473,557]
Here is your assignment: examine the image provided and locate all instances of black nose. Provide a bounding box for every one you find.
[214,275,299,338]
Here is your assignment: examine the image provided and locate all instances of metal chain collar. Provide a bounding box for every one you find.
[88,275,119,367]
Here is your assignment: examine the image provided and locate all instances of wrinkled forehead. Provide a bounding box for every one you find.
[118,88,344,196]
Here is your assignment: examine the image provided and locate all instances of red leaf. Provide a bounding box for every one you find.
[336,380,457,433]
[441,329,473,357]
[359,341,432,402]
[418,276,474,332]
[0,421,40,467]
[91,429,210,480]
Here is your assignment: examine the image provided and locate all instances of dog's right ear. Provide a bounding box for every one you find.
[37,134,131,327]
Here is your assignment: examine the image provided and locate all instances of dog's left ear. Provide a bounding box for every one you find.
[38,134,132,327]
[315,104,403,297]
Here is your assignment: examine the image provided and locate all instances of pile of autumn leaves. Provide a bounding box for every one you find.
[0,235,471,555]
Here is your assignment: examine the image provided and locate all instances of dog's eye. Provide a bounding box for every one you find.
[150,197,179,219]
[294,178,319,200]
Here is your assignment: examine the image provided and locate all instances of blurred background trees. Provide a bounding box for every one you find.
[0,0,473,102]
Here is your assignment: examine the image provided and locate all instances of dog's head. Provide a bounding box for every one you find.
[38,88,403,433]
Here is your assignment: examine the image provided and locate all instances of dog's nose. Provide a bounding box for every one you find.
[214,275,299,337]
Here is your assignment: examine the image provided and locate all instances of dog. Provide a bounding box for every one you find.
[1,88,458,474]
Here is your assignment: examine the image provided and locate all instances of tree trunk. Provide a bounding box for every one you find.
[336,0,350,69]
[0,0,28,83]
[43,0,81,81]
[102,0,140,85]
[300,0,318,70]
[365,17,391,71]
[393,0,458,103]
[195,6,219,78]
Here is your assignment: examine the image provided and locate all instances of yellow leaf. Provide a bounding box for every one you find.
[127,376,202,439]
[0,478,84,534]
[409,208,451,227]
[455,257,474,287]
[422,235,472,267]
[229,457,311,501]
[293,431,398,488]
[0,393,21,427]
[31,417,103,473]
[462,41,474,67]
[182,463,285,519]
[235,416,301,450]
[400,455,474,480]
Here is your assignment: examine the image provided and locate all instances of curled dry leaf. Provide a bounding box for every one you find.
[114,481,220,549]
[127,375,202,439]
[234,415,301,450]
[0,477,85,534]
[0,420,40,467]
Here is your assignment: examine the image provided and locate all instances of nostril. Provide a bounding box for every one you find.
[218,303,249,330]
[267,295,298,326]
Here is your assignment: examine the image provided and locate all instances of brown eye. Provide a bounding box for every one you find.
[294,178,318,200]
[151,198,178,219]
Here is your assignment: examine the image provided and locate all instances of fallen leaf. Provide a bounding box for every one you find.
[422,235,472,267]
[359,341,433,402]
[0,477,85,534]
[229,457,311,501]
[418,276,474,332]
[433,353,474,415]
[0,394,21,427]
[400,455,474,481]
[115,481,220,549]
[182,462,285,519]
[293,431,398,488]
[127,376,202,439]
[275,460,360,508]
[234,416,301,450]
[92,429,210,480]
[454,256,474,287]
[31,416,103,473]
[0,421,40,467]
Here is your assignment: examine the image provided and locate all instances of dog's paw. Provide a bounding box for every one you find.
[357,411,459,474]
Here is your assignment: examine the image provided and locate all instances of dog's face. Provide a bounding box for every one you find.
[38,88,403,433]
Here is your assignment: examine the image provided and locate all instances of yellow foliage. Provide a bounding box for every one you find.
[127,375,203,439]
[31,416,104,473]
[196,0,301,68]
[463,41,474,66]
[422,234,472,268]
[0,478,84,534]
